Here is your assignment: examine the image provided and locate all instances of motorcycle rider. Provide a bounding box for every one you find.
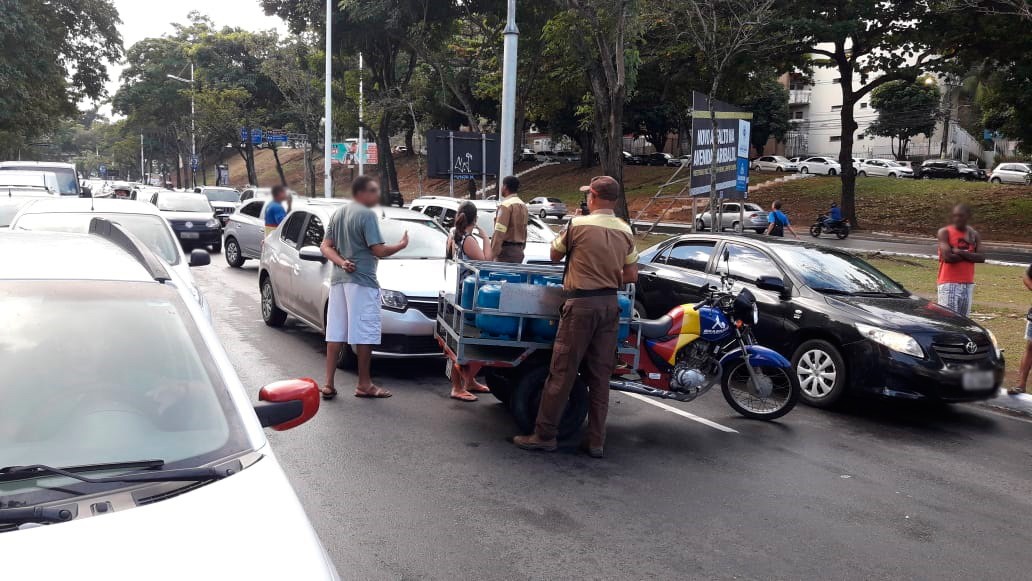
[513,176,638,458]
[822,202,844,229]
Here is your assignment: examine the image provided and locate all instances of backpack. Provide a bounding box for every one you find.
[769,211,785,237]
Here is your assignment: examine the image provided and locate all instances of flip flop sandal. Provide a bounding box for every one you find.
[355,386,393,398]
[466,384,491,393]
[320,385,339,400]
[450,392,479,402]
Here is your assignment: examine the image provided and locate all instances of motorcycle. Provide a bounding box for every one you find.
[611,278,799,420]
[809,214,850,239]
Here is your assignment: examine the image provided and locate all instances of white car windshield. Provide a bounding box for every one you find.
[158,193,212,213]
[380,218,448,259]
[0,283,249,505]
[14,212,181,265]
[202,189,240,203]
[0,166,78,195]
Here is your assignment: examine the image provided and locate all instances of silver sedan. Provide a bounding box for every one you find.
[258,200,451,367]
[696,202,769,233]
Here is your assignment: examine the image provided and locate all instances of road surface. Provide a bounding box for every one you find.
[196,260,1032,580]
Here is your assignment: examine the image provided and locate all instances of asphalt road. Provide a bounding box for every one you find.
[196,260,1032,580]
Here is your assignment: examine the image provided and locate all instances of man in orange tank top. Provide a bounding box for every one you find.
[936,204,984,317]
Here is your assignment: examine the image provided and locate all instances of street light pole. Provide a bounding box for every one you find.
[498,0,519,185]
[358,52,364,177]
[324,0,333,198]
[140,133,145,183]
[190,63,196,188]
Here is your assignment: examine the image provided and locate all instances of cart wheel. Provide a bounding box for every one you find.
[509,363,588,441]
[485,369,515,405]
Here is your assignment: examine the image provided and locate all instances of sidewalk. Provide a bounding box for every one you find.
[976,390,1032,420]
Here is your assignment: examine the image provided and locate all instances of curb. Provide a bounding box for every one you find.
[974,390,1032,419]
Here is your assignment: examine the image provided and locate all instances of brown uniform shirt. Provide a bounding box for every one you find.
[490,194,528,258]
[552,210,638,291]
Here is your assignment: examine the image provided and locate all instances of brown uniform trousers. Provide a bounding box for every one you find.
[495,243,525,264]
[535,294,620,447]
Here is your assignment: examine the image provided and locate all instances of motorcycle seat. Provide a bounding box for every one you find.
[637,314,672,339]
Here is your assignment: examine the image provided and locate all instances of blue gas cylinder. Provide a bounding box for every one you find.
[460,275,477,323]
[618,294,632,342]
[489,271,525,284]
[528,276,564,341]
[475,284,519,338]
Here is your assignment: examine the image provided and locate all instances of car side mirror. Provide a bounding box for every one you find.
[755,275,787,295]
[255,378,320,431]
[299,246,326,263]
[189,248,211,267]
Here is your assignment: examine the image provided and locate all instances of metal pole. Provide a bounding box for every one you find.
[448,131,455,197]
[190,63,196,189]
[140,134,145,183]
[323,0,333,198]
[498,0,519,187]
[481,133,487,198]
[358,52,364,176]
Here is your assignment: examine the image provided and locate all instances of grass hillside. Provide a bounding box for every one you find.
[214,150,1031,242]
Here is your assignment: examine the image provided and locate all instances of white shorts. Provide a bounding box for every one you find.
[326,283,382,345]
[937,282,975,318]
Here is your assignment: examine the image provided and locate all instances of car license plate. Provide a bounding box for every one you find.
[962,370,994,390]
[180,232,200,239]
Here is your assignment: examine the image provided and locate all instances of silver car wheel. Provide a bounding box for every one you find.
[261,280,275,320]
[796,349,837,399]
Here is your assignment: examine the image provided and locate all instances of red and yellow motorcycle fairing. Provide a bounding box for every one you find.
[618,305,703,389]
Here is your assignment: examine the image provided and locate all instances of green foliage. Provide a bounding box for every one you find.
[0,0,123,146]
[866,79,940,160]
[740,76,790,156]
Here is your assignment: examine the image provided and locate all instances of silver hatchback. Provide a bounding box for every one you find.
[527,196,568,220]
[258,200,451,366]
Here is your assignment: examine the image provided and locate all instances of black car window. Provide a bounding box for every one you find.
[423,205,442,219]
[302,214,324,247]
[723,204,740,213]
[770,245,905,295]
[661,241,716,272]
[720,243,782,284]
[280,212,306,247]
[441,209,456,227]
[239,201,262,218]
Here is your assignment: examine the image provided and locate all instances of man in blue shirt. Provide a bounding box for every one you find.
[264,185,290,235]
[765,200,798,238]
[827,202,843,227]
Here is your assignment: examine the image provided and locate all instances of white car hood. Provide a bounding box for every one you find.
[377,258,451,299]
[1,453,337,580]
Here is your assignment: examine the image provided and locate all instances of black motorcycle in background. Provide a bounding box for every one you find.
[810,214,850,239]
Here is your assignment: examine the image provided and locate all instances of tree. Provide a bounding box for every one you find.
[784,1,945,227]
[554,0,640,219]
[657,0,782,225]
[0,0,123,148]
[263,35,324,195]
[740,76,790,156]
[866,79,940,160]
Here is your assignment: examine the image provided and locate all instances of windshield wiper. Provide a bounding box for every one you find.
[809,287,855,296]
[0,460,234,484]
[0,506,74,525]
[852,291,907,298]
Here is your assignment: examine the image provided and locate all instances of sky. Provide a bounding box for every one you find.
[100,0,289,115]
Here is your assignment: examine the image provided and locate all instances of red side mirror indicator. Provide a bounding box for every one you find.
[257,378,320,431]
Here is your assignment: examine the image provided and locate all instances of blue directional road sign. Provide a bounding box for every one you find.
[190,155,199,171]
[240,127,249,141]
[735,157,750,193]
[98,164,107,176]
[250,128,263,144]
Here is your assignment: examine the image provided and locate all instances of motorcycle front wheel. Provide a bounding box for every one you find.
[721,362,799,420]
[809,224,822,237]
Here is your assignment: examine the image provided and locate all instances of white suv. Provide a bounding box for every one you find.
[989,162,1031,184]
[409,196,556,263]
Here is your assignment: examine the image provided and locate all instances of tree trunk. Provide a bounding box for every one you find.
[303,145,316,197]
[201,153,208,186]
[708,82,722,234]
[404,127,414,157]
[578,131,595,169]
[837,96,859,227]
[271,145,287,186]
[244,140,258,186]
[374,113,400,199]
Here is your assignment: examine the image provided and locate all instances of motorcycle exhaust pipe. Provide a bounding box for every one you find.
[610,379,684,401]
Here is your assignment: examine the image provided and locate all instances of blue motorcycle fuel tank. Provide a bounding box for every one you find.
[696,305,734,342]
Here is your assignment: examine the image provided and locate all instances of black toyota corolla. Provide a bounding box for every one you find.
[635,234,1005,407]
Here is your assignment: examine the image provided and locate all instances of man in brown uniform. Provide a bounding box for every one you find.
[514,176,638,458]
[490,175,528,263]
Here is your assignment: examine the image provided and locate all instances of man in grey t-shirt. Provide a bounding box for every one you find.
[320,176,408,399]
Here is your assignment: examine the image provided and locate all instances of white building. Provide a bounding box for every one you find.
[782,55,984,164]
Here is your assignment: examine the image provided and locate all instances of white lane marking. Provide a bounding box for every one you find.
[622,392,738,433]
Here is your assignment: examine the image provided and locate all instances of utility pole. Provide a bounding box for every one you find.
[358,52,364,176]
[324,0,333,198]
[140,134,145,183]
[497,0,519,185]
[166,63,196,188]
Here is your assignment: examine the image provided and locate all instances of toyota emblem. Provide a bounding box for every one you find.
[185,221,194,229]
[964,341,977,354]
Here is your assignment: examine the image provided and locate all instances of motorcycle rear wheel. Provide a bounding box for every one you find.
[721,362,799,420]
[809,224,822,238]
[835,227,850,240]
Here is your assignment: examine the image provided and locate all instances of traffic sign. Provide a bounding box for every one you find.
[251,128,263,144]
[239,128,249,141]
[190,155,199,171]
[266,129,288,143]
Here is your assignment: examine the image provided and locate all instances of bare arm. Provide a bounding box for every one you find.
[622,263,639,284]
[955,229,986,263]
[370,231,409,258]
[463,232,490,261]
[320,238,355,271]
[938,228,962,263]
[1023,271,1032,292]
[786,224,799,239]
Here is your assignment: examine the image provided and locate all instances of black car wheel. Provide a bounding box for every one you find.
[632,300,647,320]
[990,177,1002,184]
[509,363,587,441]
[260,275,288,327]
[696,219,707,232]
[922,174,932,180]
[225,237,245,268]
[857,171,867,177]
[800,167,809,174]
[539,209,548,220]
[792,339,847,408]
[828,168,837,176]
